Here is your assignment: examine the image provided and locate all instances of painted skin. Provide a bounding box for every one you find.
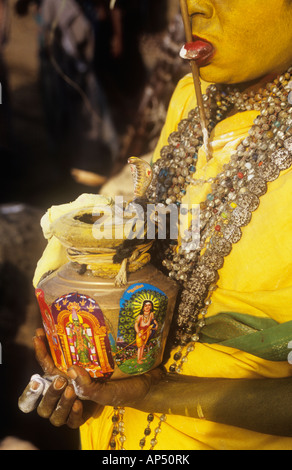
[187,0,292,84]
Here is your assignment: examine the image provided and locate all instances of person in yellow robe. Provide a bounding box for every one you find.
[19,0,292,450]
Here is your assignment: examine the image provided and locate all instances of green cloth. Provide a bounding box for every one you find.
[200,312,292,362]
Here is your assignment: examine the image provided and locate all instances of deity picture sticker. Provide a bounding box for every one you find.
[115,283,169,375]
[36,290,115,379]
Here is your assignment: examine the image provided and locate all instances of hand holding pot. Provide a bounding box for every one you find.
[18,329,98,428]
[18,329,164,428]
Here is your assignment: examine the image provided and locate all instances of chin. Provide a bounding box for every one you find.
[199,63,258,86]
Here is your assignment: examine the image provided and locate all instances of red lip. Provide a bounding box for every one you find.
[180,36,215,67]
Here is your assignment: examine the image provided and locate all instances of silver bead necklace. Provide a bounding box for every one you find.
[147,69,292,373]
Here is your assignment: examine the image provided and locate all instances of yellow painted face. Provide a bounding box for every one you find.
[187,0,292,84]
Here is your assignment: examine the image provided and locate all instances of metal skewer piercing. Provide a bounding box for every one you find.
[179,0,212,161]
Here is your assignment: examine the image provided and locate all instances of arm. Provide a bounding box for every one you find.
[135,374,292,438]
[19,329,292,437]
[135,315,142,335]
[67,362,292,438]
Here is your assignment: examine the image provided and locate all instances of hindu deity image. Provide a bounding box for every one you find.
[35,289,66,370]
[65,307,97,368]
[48,293,115,379]
[116,283,168,375]
[135,300,158,364]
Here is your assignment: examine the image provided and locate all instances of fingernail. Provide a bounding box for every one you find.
[72,401,81,412]
[67,368,77,380]
[30,381,42,392]
[54,377,67,390]
[64,386,75,399]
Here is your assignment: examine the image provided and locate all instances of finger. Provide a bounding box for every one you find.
[66,400,84,429]
[68,366,141,407]
[33,330,68,379]
[67,365,92,386]
[35,328,46,340]
[67,400,101,429]
[68,365,140,406]
[18,378,45,414]
[49,384,77,427]
[37,376,67,419]
[33,335,56,376]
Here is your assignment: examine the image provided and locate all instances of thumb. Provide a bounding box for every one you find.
[67,365,93,399]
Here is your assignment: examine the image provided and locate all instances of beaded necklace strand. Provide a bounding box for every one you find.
[147,68,292,372]
[109,69,292,450]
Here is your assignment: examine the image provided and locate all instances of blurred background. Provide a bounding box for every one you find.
[0,0,189,450]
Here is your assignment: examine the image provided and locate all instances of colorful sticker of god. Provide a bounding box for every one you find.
[115,283,168,376]
[36,290,115,379]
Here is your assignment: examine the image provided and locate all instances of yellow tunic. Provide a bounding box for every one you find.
[81,73,292,450]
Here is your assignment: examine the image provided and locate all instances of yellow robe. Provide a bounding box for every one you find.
[80,73,292,450]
